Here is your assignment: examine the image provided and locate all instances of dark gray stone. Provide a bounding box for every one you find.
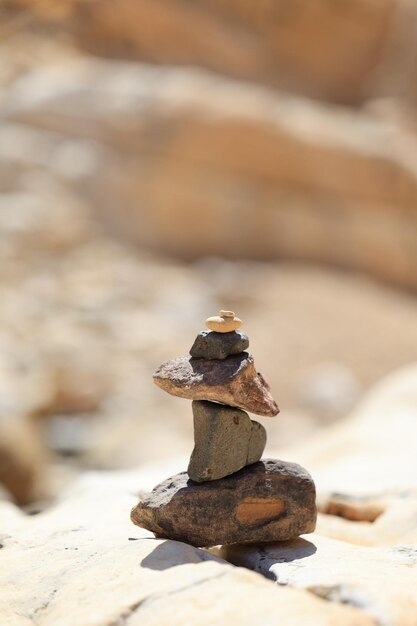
[131,459,317,547]
[188,400,266,482]
[190,330,249,360]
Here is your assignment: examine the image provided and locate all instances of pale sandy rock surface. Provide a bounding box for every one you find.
[220,534,417,626]
[0,471,374,626]
[276,363,417,547]
[282,363,417,496]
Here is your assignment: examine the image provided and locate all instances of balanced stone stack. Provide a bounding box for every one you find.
[131,311,317,547]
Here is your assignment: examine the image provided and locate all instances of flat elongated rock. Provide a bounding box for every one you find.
[153,353,279,417]
[131,459,316,547]
[205,315,242,333]
[190,330,249,360]
[188,400,266,482]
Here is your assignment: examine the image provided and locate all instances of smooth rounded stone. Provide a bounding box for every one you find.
[206,314,242,333]
[153,352,279,417]
[131,459,317,547]
[190,330,249,360]
[188,400,266,482]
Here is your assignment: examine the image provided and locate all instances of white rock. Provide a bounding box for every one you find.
[220,534,417,626]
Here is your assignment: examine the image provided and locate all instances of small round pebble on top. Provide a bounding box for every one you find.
[206,311,242,333]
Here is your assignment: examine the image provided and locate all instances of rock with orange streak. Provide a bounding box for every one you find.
[131,459,316,547]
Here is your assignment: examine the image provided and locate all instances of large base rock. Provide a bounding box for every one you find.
[131,459,317,547]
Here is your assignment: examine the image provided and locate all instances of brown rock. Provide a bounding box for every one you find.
[153,353,279,417]
[131,459,317,547]
[188,400,266,482]
[0,417,50,505]
[67,0,417,105]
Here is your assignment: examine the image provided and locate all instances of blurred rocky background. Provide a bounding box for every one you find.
[0,0,417,508]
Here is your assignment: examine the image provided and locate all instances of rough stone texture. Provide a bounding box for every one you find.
[0,470,375,626]
[131,459,317,547]
[219,534,417,626]
[153,353,279,417]
[188,400,266,482]
[190,330,249,360]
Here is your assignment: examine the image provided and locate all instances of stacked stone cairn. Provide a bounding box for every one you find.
[131,311,317,547]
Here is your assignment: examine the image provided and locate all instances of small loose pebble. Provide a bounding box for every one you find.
[206,312,242,333]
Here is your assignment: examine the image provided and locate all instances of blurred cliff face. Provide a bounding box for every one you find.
[0,0,417,504]
[2,0,417,287]
[7,0,417,104]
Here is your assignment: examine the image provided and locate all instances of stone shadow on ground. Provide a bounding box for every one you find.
[219,537,317,578]
[140,539,222,571]
[259,537,317,562]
